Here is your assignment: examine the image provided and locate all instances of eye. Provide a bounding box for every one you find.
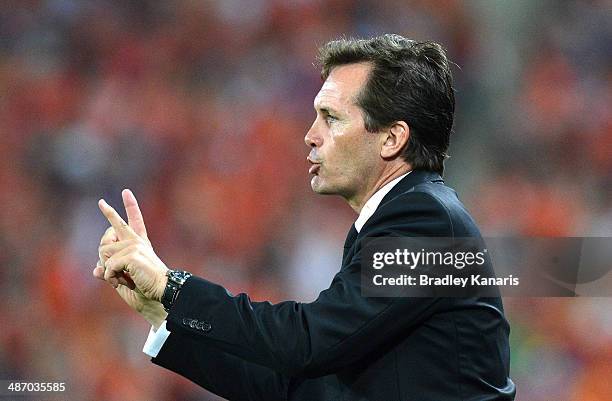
[325,115,337,124]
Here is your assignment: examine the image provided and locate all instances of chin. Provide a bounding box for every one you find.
[310,176,331,194]
[311,176,340,195]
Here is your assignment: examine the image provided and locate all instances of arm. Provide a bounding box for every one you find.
[165,266,440,378]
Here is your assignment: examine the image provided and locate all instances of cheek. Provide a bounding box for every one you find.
[323,137,350,172]
[325,135,364,177]
[327,125,355,158]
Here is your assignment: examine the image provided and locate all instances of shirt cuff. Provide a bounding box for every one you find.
[143,320,171,358]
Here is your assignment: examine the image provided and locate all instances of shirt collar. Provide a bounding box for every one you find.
[354,171,411,233]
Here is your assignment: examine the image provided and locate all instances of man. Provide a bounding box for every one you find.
[94,34,515,400]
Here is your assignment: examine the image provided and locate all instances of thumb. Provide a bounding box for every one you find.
[122,189,148,239]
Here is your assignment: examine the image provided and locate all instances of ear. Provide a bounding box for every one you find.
[380,121,409,159]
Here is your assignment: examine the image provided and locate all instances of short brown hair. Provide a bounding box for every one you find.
[318,34,455,174]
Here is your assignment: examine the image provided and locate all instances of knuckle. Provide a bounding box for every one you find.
[100,228,117,245]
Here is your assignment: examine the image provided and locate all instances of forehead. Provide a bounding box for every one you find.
[314,62,372,111]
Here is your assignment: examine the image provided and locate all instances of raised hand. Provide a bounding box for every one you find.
[94,189,151,285]
[93,189,168,328]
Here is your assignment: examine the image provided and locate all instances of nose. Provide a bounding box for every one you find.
[304,122,322,148]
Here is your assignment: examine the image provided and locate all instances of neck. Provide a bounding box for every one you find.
[347,163,412,213]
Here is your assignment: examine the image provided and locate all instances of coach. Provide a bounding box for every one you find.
[94,34,515,400]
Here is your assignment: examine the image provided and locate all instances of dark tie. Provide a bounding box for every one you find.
[342,224,359,266]
[343,224,358,251]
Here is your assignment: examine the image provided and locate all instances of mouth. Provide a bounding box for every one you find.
[307,157,321,175]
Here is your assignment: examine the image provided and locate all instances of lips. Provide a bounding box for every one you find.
[309,164,320,174]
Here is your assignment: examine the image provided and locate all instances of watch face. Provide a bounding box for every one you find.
[170,270,191,284]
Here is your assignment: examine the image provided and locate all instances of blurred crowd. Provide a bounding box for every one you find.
[0,1,610,400]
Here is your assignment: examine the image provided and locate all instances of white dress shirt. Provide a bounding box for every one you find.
[142,171,411,358]
[354,172,410,233]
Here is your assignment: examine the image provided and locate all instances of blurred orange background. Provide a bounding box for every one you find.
[0,1,610,400]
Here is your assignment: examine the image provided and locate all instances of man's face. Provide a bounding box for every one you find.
[305,63,382,202]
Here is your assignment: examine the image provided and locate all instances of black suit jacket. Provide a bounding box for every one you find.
[152,170,516,400]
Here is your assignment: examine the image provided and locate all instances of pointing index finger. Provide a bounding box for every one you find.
[98,199,137,241]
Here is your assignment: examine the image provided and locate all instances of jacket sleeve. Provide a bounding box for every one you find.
[152,328,290,401]
[163,192,454,378]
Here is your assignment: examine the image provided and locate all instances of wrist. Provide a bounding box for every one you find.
[140,300,168,330]
[161,269,192,312]
[154,272,169,303]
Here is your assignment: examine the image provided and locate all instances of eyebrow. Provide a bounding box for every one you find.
[315,105,339,115]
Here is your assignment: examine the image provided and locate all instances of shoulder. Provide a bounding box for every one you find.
[360,181,481,238]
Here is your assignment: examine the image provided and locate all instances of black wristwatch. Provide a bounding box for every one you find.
[161,269,192,312]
